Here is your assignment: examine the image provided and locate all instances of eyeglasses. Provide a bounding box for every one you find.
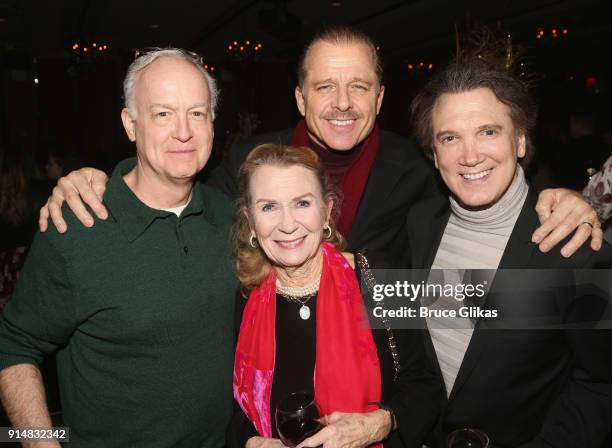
[133,48,204,66]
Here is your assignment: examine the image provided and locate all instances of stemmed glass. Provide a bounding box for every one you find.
[275,391,322,448]
[447,428,490,448]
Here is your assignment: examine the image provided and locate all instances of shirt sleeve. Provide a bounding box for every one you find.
[582,154,612,221]
[0,232,78,370]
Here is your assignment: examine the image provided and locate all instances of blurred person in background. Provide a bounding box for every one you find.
[549,103,610,190]
[39,142,82,181]
[0,145,52,307]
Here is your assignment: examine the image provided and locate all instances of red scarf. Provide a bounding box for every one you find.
[233,243,381,437]
[291,119,380,237]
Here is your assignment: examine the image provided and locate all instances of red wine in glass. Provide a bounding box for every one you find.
[275,391,322,448]
[447,428,490,448]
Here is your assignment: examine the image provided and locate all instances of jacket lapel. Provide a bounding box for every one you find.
[409,200,451,393]
[497,189,540,269]
[414,200,451,269]
[348,136,402,246]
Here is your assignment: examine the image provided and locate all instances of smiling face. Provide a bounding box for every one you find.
[431,87,526,210]
[294,41,384,151]
[247,164,332,275]
[121,56,214,186]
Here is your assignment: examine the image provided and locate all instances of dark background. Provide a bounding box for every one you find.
[0,0,610,176]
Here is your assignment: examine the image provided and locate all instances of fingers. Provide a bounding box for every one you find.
[557,222,594,257]
[533,197,601,256]
[534,188,556,226]
[57,177,94,228]
[70,169,108,220]
[38,200,50,232]
[558,209,601,257]
[532,189,581,248]
[589,223,603,252]
[48,185,69,233]
[246,436,287,448]
[297,425,335,448]
[531,212,565,250]
[39,167,109,233]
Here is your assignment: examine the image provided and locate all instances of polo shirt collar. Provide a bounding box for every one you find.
[103,158,214,242]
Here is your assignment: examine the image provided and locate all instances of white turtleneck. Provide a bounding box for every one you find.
[427,165,529,397]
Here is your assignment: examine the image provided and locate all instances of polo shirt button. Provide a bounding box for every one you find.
[183,246,189,254]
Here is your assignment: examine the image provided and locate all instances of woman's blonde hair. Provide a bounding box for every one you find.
[231,144,346,290]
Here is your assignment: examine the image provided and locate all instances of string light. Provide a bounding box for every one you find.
[71,41,110,57]
[227,39,263,60]
[536,26,569,40]
[407,61,434,72]
[201,61,216,73]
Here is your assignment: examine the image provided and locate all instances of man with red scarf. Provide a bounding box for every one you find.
[40,27,602,263]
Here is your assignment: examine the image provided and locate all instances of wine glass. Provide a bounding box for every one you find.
[447,428,490,448]
[275,391,322,447]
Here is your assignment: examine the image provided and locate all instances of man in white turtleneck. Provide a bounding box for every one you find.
[427,87,532,396]
[408,57,612,448]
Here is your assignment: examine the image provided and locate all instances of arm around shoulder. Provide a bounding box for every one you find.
[39,166,109,233]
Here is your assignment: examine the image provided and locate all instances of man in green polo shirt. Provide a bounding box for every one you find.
[0,48,237,447]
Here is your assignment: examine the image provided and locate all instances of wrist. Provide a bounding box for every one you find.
[368,408,394,442]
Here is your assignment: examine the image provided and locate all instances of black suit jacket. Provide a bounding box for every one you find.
[405,190,612,448]
[203,128,445,264]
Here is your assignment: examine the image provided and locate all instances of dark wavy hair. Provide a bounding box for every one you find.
[410,31,538,167]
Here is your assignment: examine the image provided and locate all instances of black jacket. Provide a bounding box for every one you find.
[204,128,445,265]
[405,190,612,447]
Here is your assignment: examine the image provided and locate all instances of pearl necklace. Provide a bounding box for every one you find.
[276,278,320,320]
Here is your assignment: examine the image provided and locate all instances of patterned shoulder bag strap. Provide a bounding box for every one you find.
[356,252,400,382]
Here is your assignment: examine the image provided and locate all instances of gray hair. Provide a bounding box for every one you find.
[123,47,219,120]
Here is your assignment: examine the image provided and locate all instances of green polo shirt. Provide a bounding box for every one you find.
[0,159,237,447]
